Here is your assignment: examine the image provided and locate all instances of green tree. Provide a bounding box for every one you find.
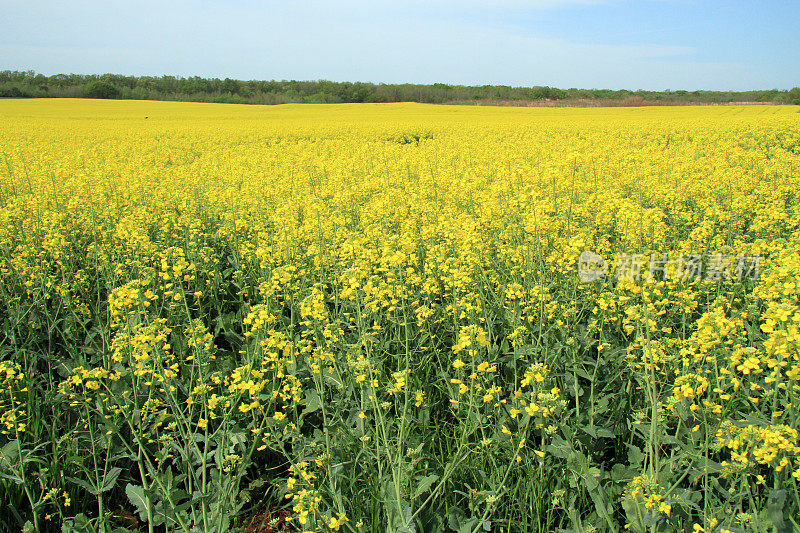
[85,81,120,99]
[788,87,800,105]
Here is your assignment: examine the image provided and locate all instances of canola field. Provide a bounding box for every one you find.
[1,99,799,533]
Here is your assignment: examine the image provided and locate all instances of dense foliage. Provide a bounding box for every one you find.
[2,70,800,105]
[1,100,800,532]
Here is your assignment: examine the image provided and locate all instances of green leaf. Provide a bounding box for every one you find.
[447,506,467,531]
[300,390,321,420]
[582,426,615,438]
[0,472,23,484]
[413,474,439,499]
[125,483,149,521]
[768,488,787,530]
[101,466,122,493]
[546,436,575,459]
[661,434,680,445]
[457,518,477,533]
[66,476,99,496]
[61,513,96,533]
[0,440,20,464]
[625,444,644,468]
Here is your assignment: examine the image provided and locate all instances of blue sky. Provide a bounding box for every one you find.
[1,0,797,90]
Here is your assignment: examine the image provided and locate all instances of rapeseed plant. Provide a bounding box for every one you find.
[0,99,798,532]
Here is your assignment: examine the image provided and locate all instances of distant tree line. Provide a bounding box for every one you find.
[2,70,799,106]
